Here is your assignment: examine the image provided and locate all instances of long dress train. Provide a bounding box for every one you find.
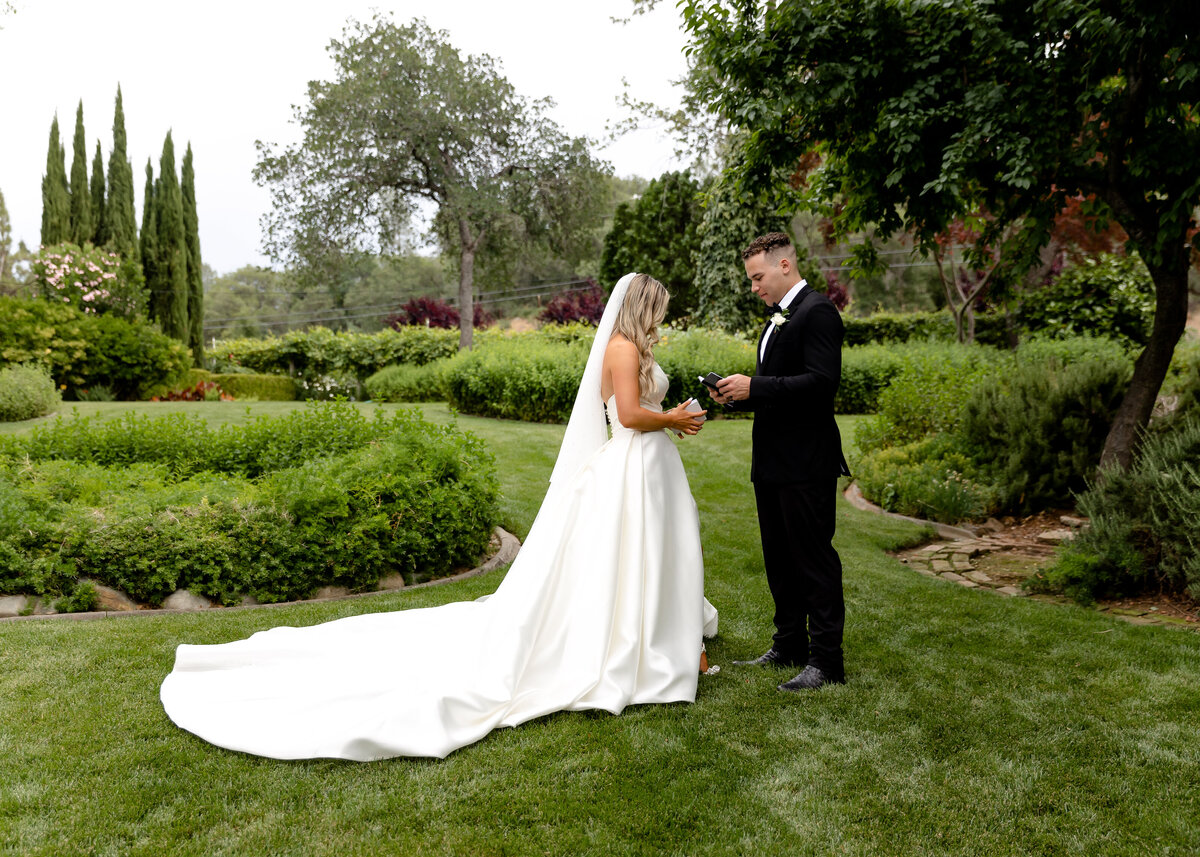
[160,362,718,760]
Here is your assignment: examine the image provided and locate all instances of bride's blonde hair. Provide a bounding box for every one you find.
[613,273,669,396]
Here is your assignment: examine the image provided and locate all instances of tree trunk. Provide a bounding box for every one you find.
[1099,258,1190,471]
[457,217,479,350]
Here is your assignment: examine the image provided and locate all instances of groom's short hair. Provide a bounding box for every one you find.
[742,232,796,263]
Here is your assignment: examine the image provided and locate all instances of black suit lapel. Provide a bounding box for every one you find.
[762,288,816,368]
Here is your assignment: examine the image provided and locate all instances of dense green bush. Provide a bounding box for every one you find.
[854,343,1002,452]
[842,311,956,345]
[213,326,460,380]
[837,346,906,414]
[213,322,601,386]
[0,296,189,397]
[0,404,500,605]
[365,357,454,402]
[1037,415,1200,603]
[960,339,1132,512]
[853,434,997,523]
[87,314,192,399]
[841,311,1009,347]
[852,337,1133,520]
[656,327,756,414]
[1016,254,1155,348]
[447,339,589,422]
[0,364,61,422]
[442,326,756,422]
[1,399,435,479]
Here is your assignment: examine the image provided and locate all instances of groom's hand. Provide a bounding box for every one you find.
[716,374,751,403]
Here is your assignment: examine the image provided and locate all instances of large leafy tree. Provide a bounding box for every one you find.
[682,0,1200,470]
[600,170,706,321]
[255,14,609,349]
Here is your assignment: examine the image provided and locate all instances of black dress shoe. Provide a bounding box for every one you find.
[778,665,845,692]
[731,647,804,669]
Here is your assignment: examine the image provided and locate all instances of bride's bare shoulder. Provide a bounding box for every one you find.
[606,333,636,354]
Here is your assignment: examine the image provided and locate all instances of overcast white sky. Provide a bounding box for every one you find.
[0,0,691,273]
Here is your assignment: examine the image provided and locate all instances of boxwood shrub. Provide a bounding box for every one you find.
[365,357,455,403]
[0,364,61,422]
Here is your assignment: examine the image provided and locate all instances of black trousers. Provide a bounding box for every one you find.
[753,478,845,678]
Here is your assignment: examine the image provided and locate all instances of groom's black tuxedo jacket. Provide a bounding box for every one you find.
[731,288,850,484]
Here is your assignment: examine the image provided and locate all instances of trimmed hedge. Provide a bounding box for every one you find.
[447,339,589,423]
[0,364,61,422]
[0,403,499,605]
[213,322,600,384]
[443,326,758,422]
[365,358,454,403]
[151,369,298,401]
[838,346,906,414]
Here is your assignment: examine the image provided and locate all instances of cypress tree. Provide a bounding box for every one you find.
[68,101,92,244]
[181,143,204,362]
[40,115,70,246]
[154,132,189,341]
[105,86,139,261]
[89,140,106,245]
[0,187,12,283]
[140,160,158,322]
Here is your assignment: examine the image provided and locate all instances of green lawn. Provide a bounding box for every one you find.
[1,405,1198,856]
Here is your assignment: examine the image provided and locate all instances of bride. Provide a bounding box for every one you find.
[160,272,718,760]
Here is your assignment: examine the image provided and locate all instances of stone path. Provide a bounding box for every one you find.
[847,482,1199,629]
[896,533,1060,597]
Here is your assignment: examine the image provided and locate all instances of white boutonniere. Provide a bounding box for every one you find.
[770,308,790,329]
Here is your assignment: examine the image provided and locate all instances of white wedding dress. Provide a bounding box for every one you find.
[161,348,718,760]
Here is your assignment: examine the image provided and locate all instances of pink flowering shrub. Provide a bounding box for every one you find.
[32,242,146,318]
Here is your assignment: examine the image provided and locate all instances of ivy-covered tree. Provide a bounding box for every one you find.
[89,140,105,245]
[599,170,705,321]
[181,143,203,362]
[151,133,189,341]
[681,0,1200,470]
[40,115,70,247]
[255,14,609,349]
[68,102,92,245]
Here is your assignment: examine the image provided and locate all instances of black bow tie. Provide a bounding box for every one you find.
[767,303,782,314]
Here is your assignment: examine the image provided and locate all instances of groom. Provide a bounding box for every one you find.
[714,232,850,691]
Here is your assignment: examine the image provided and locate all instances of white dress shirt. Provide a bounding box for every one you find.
[759,279,807,362]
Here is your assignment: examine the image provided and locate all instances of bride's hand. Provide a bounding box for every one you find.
[666,401,706,436]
